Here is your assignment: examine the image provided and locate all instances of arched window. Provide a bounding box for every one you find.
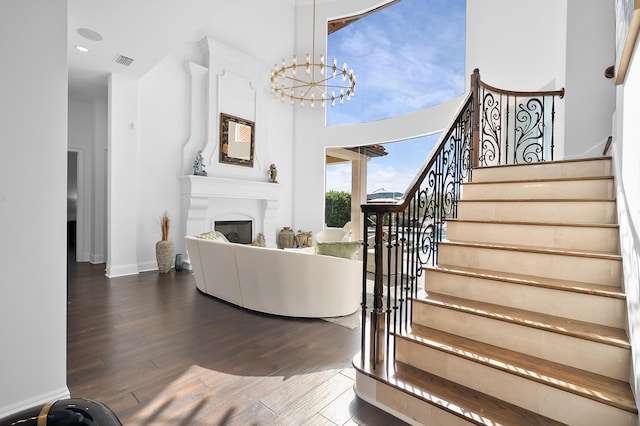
[327,0,466,125]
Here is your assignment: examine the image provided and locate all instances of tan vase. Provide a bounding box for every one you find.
[278,227,294,249]
[156,240,174,273]
[296,230,312,248]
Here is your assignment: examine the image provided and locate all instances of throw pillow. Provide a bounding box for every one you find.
[315,241,361,260]
[195,230,229,243]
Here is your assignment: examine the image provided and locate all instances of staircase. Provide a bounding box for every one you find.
[354,157,638,425]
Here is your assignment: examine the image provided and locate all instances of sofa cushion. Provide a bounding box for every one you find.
[195,230,229,242]
[314,228,347,243]
[315,241,361,260]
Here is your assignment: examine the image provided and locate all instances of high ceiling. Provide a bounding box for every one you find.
[68,0,387,102]
[68,0,229,101]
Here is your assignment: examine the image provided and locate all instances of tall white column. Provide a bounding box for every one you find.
[106,75,140,277]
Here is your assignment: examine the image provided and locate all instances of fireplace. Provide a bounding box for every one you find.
[179,175,282,256]
[215,220,252,244]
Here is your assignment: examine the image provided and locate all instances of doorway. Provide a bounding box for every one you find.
[68,151,78,262]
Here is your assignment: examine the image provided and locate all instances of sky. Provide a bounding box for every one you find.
[324,0,466,195]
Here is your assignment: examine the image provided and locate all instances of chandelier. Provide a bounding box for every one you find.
[270,0,356,108]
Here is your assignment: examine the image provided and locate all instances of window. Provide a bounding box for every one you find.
[327,0,466,125]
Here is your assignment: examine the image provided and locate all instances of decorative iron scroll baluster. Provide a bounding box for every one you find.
[358,69,564,371]
[480,90,500,166]
[514,97,545,163]
[361,92,473,369]
[476,71,564,166]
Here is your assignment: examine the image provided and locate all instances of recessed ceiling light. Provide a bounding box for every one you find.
[75,45,89,53]
[77,28,103,41]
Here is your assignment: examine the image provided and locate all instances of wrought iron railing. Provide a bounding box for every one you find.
[360,92,473,368]
[358,69,565,370]
[471,69,565,167]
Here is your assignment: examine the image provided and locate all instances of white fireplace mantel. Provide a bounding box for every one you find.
[179,175,282,254]
[180,175,281,201]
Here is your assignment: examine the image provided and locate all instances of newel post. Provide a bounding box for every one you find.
[471,68,480,169]
[370,211,386,366]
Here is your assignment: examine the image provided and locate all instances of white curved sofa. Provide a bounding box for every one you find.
[184,236,362,318]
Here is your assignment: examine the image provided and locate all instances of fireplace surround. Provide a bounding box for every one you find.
[179,175,281,266]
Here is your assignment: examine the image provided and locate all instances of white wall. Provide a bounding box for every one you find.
[466,0,568,91]
[0,0,69,416]
[466,0,615,160]
[564,0,616,158]
[466,0,568,159]
[104,0,296,272]
[615,35,640,410]
[107,75,140,277]
[137,54,193,270]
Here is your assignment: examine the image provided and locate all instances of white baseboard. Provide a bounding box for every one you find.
[183,259,193,271]
[0,386,70,419]
[105,263,139,278]
[563,137,609,160]
[138,261,159,272]
[105,261,193,277]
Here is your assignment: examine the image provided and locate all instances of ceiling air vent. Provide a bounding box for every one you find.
[113,55,134,67]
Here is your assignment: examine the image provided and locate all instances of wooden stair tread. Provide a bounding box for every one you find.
[463,175,613,185]
[355,358,567,425]
[439,240,622,260]
[417,292,630,349]
[446,218,619,229]
[425,264,626,299]
[476,157,611,170]
[400,325,637,413]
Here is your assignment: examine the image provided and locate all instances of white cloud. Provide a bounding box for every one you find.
[326,162,416,195]
[325,163,352,192]
[327,0,465,124]
[366,164,417,194]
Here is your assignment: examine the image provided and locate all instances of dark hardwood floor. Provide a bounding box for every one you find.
[66,262,407,425]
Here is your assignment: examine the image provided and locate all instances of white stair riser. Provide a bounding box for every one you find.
[412,302,630,381]
[447,221,619,253]
[396,339,636,426]
[457,200,617,223]
[462,179,613,200]
[355,375,472,426]
[472,159,611,183]
[424,270,626,328]
[437,244,621,286]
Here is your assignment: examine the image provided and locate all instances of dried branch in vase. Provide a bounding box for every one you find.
[160,212,170,241]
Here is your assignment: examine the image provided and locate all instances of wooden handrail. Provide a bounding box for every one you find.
[479,78,565,99]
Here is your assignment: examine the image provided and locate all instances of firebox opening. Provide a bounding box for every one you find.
[214,220,252,244]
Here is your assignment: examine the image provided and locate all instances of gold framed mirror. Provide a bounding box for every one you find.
[219,113,255,167]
